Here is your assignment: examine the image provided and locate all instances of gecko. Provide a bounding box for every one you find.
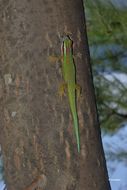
[60,35,81,153]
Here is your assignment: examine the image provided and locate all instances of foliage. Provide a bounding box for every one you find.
[84,0,127,132]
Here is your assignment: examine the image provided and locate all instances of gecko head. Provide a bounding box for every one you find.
[63,35,73,48]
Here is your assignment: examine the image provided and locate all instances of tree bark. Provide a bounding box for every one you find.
[0,0,111,189]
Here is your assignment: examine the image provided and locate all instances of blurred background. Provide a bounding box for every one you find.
[85,0,127,189]
[0,0,127,189]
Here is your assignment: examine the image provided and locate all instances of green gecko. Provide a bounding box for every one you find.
[60,35,81,153]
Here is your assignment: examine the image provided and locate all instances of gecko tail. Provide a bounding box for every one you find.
[73,115,80,153]
[68,90,80,153]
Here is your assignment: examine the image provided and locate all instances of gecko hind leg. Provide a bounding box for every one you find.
[58,83,67,100]
[75,84,81,100]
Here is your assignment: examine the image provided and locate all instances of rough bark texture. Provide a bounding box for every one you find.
[0,0,111,189]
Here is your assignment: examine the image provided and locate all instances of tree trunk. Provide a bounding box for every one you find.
[0,0,111,189]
